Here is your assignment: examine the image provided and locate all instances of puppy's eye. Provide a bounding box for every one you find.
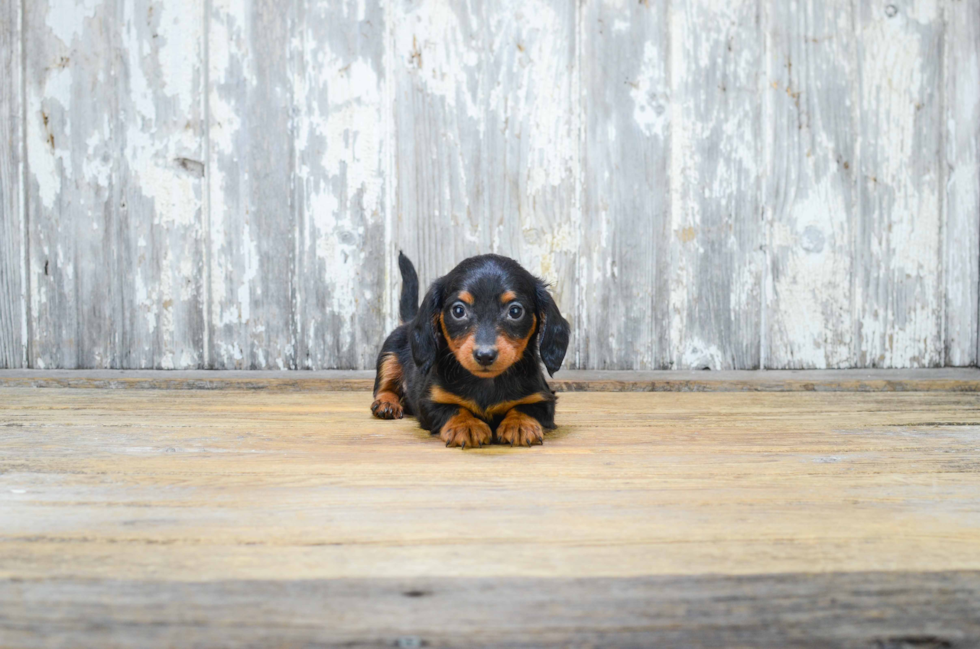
[507,304,524,320]
[451,302,467,319]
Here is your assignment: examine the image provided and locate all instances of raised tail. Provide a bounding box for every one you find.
[398,251,419,324]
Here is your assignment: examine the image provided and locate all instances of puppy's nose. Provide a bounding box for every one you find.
[473,347,498,367]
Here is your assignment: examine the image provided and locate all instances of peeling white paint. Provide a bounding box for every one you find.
[630,41,667,138]
[11,0,973,371]
[856,1,943,367]
[395,0,482,122]
[46,0,101,47]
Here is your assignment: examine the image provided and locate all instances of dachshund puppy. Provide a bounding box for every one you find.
[371,252,570,449]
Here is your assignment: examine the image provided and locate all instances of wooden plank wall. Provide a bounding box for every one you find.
[0,0,978,370]
[0,0,24,368]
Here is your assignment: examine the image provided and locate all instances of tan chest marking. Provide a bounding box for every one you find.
[429,385,549,420]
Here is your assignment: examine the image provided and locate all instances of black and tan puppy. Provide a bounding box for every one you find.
[371,252,570,449]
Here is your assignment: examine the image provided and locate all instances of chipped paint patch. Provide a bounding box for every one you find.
[46,0,101,46]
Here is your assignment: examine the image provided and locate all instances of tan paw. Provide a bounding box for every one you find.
[439,410,492,449]
[496,410,544,447]
[371,391,404,419]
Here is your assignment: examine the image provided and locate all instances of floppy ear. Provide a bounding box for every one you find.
[535,283,570,376]
[411,279,445,375]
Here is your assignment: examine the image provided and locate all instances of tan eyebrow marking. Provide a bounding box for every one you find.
[500,290,517,303]
[458,291,474,305]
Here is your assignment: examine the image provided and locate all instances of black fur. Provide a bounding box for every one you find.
[372,253,571,447]
[397,251,419,324]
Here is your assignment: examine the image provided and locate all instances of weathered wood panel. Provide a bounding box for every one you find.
[944,0,980,367]
[391,0,487,290]
[208,0,387,370]
[25,0,119,368]
[4,386,980,644]
[764,0,856,369]
[3,368,980,392]
[2,389,980,580]
[0,0,24,368]
[668,0,765,370]
[579,0,670,370]
[854,1,945,368]
[294,0,388,369]
[3,573,979,648]
[208,0,297,369]
[2,388,980,645]
[117,0,207,369]
[24,0,206,369]
[392,0,578,344]
[481,1,579,343]
[5,0,980,370]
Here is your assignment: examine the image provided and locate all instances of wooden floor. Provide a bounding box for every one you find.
[2,384,980,647]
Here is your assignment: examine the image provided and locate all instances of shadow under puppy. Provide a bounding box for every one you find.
[371,252,570,449]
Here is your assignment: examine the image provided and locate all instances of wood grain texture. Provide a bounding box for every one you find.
[764,0,856,369]
[24,0,206,369]
[0,0,24,368]
[208,0,297,369]
[854,1,945,368]
[1,387,980,644]
[392,0,578,338]
[2,389,979,580]
[669,0,765,370]
[294,0,388,370]
[481,0,579,339]
[3,367,980,392]
[5,1,980,371]
[392,0,487,289]
[118,0,207,369]
[944,0,980,367]
[25,0,119,368]
[2,573,979,648]
[579,0,670,370]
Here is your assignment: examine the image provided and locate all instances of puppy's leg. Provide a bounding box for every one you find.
[496,401,555,447]
[439,408,492,449]
[371,352,405,420]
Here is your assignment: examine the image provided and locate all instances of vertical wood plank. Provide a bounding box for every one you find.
[854,0,944,367]
[391,0,487,289]
[0,0,25,368]
[482,0,579,352]
[208,0,297,369]
[668,0,765,369]
[25,0,205,369]
[764,0,856,368]
[295,0,388,369]
[25,0,119,368]
[943,0,980,366]
[579,0,670,369]
[117,0,207,368]
[391,0,578,349]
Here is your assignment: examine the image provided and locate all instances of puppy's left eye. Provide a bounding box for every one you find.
[507,304,524,320]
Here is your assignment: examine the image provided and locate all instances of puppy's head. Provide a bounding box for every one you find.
[411,255,570,378]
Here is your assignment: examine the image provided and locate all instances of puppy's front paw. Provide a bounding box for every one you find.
[371,391,404,419]
[497,410,544,447]
[440,410,492,449]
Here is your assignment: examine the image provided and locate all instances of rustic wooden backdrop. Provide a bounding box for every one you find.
[1,0,978,370]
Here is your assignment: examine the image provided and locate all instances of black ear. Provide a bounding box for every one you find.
[535,283,570,376]
[411,279,445,375]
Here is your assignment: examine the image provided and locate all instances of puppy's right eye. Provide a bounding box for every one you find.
[451,303,467,319]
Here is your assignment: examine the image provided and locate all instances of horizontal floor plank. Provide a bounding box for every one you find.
[2,572,978,648]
